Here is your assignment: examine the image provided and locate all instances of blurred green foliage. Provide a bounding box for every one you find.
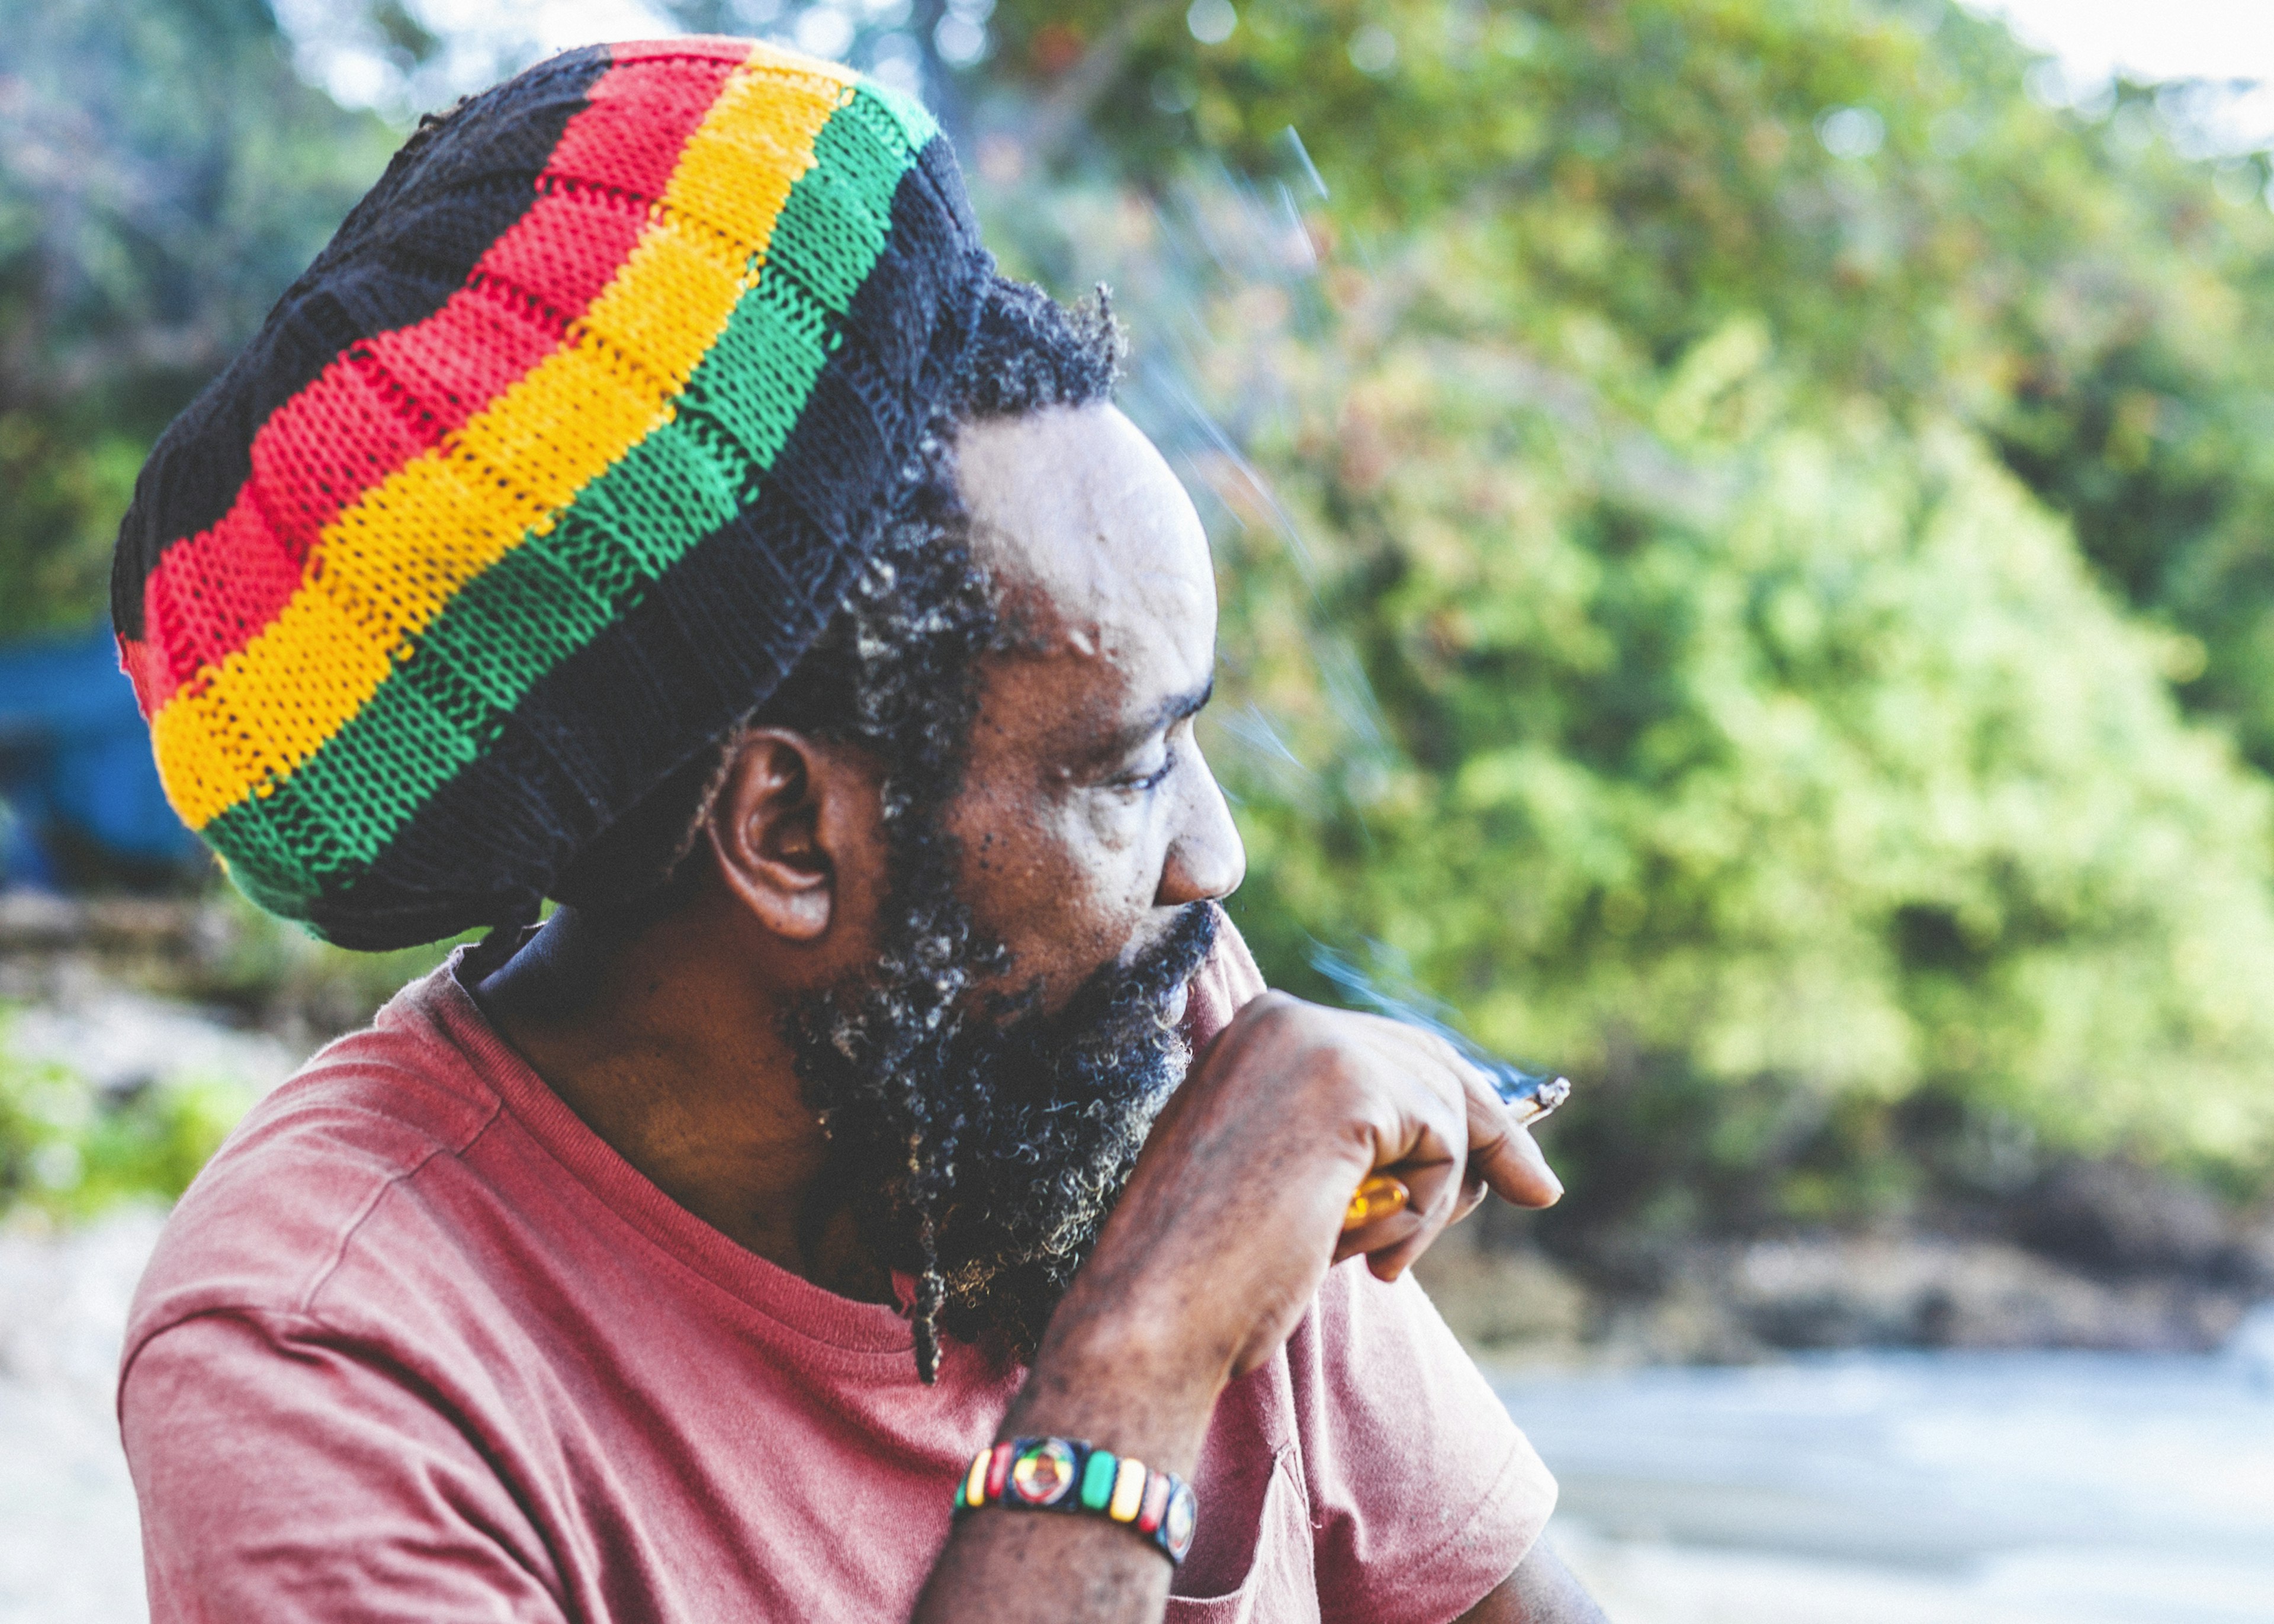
[188,890,471,1033]
[0,0,393,639]
[977,0,2274,758]
[0,896,462,1220]
[958,0,2274,1212]
[0,1006,251,1215]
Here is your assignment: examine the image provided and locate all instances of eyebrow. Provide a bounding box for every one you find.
[1160,674,1216,728]
[1094,674,1215,761]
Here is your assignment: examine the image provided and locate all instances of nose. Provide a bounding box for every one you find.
[1155,746,1246,906]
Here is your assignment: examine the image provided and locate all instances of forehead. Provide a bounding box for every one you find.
[955,405,1215,734]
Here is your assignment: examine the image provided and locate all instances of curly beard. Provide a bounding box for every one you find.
[790,884,1218,1379]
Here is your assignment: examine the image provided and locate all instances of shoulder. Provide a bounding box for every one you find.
[124,961,505,1369]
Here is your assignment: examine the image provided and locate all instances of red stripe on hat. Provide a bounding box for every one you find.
[117,633,170,723]
[126,494,302,718]
[550,40,754,195]
[124,43,744,717]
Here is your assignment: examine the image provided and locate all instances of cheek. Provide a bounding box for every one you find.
[955,792,1167,975]
[1011,798,1161,924]
[1081,792,1151,855]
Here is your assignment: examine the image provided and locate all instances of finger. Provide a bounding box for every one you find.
[1482,1117,1562,1208]
[1360,1208,1445,1281]
[1332,1199,1427,1265]
[1350,1014,1480,1112]
[1460,1069,1564,1210]
[1318,1048,1462,1204]
[1451,1165,1491,1224]
[1355,1140,1467,1281]
[1322,1014,1478,1268]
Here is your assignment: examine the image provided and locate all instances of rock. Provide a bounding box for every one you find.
[1447,1229,2266,1363]
[4,984,297,1099]
[2012,1158,2238,1281]
[1719,1234,2250,1355]
[1412,1230,1593,1355]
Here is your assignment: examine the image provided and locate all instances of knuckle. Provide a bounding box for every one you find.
[1306,1042,1369,1104]
[1236,990,1297,1032]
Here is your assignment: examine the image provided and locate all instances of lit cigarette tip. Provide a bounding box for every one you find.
[1493,1069,1573,1123]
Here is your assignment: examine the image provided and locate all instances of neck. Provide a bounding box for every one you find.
[471,902,892,1304]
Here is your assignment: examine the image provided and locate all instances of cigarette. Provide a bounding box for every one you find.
[1341,1069,1570,1231]
[1488,1066,1571,1121]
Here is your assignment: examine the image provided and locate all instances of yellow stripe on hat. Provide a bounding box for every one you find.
[151,44,855,829]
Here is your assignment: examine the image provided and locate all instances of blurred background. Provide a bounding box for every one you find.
[5,1,2274,1619]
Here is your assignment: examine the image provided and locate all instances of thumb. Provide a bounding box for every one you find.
[1464,1086,1563,1211]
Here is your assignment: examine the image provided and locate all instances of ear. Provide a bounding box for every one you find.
[701,728,882,944]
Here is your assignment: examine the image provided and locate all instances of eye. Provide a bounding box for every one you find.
[1111,744,1177,795]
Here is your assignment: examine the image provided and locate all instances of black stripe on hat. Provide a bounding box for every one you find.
[109,44,612,641]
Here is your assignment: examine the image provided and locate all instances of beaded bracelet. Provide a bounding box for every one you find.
[953,1436,1199,1566]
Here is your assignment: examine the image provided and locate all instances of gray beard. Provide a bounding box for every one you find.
[789,897,1219,1366]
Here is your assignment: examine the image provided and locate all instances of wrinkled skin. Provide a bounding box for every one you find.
[479,404,1594,1623]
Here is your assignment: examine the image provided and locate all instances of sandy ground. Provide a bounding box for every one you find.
[8,1208,2273,1623]
[0,1211,162,1624]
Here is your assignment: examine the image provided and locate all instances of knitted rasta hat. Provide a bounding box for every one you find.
[111,38,990,950]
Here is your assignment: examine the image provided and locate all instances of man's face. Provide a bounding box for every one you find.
[948,403,1245,1009]
[785,403,1246,1365]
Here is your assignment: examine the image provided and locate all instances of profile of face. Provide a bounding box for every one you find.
[788,403,1248,1369]
[950,402,1246,1003]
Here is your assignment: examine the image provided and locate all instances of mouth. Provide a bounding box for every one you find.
[1158,977,1191,1031]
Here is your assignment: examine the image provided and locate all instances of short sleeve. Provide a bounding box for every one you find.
[121,1311,567,1623]
[1287,1263,1557,1624]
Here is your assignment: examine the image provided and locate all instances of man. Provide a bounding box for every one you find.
[113,37,1605,1623]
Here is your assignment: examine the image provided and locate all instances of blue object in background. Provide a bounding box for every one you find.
[0,624,200,886]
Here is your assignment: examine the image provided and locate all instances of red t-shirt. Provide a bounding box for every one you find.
[119,922,1554,1622]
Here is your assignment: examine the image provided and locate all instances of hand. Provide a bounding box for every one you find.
[921,997,1569,1624]
[1047,994,1563,1401]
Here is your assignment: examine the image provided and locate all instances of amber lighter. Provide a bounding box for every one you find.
[1341,1066,1572,1230]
